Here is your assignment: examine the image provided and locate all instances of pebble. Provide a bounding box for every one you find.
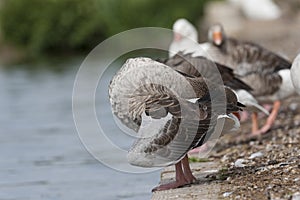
[204,169,219,173]
[289,103,298,111]
[223,192,233,197]
[234,159,246,167]
[292,192,300,200]
[221,155,229,162]
[249,151,263,159]
[279,162,289,167]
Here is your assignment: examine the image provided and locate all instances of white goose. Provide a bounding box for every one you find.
[228,0,281,20]
[109,57,243,191]
[169,18,205,57]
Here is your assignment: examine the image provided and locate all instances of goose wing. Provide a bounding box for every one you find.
[226,38,291,96]
[109,57,212,131]
[109,58,213,167]
[127,89,210,167]
[162,52,252,91]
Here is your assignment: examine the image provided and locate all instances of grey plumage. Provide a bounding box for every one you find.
[207,24,292,100]
[160,52,252,91]
[109,57,243,167]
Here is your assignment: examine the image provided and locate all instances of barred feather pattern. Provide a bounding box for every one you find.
[109,57,243,167]
[207,36,292,98]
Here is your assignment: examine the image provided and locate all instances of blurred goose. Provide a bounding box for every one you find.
[206,23,295,135]
[169,18,210,57]
[109,57,244,191]
[291,53,300,95]
[228,0,281,20]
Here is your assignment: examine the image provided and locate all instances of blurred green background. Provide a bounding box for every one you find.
[0,0,211,60]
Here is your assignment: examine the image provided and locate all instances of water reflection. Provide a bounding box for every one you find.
[0,55,162,199]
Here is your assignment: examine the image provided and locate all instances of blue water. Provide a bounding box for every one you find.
[0,58,160,200]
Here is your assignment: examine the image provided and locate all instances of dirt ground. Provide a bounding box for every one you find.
[208,95,300,200]
[208,5,300,199]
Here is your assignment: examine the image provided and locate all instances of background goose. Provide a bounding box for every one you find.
[206,23,296,136]
[109,57,243,191]
[228,0,281,20]
[162,52,252,92]
[168,18,209,57]
[168,20,269,118]
[163,52,271,121]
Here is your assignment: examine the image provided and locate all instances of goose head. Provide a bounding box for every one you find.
[208,23,226,47]
[172,18,198,42]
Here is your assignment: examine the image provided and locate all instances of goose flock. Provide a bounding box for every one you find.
[108,19,300,191]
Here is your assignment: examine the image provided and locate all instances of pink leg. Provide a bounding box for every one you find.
[251,112,259,133]
[240,111,249,122]
[251,101,281,136]
[181,155,197,183]
[188,143,209,154]
[152,155,196,192]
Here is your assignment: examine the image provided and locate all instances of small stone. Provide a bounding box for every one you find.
[279,162,289,167]
[292,192,300,200]
[221,155,228,162]
[223,192,232,197]
[234,159,246,167]
[289,103,298,111]
[249,151,263,159]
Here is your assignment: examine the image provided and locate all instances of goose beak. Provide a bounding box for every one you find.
[174,33,182,41]
[213,31,223,46]
[232,112,241,121]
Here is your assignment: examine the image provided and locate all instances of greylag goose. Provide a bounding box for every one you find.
[109,57,244,191]
[168,19,268,118]
[206,23,295,135]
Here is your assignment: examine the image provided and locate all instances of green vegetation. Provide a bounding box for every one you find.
[188,156,210,163]
[217,167,230,180]
[0,0,210,57]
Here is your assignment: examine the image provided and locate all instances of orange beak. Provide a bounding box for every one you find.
[213,31,222,46]
[174,33,182,41]
[232,112,241,121]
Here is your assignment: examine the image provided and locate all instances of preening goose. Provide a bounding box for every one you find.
[109,57,244,191]
[206,23,295,135]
